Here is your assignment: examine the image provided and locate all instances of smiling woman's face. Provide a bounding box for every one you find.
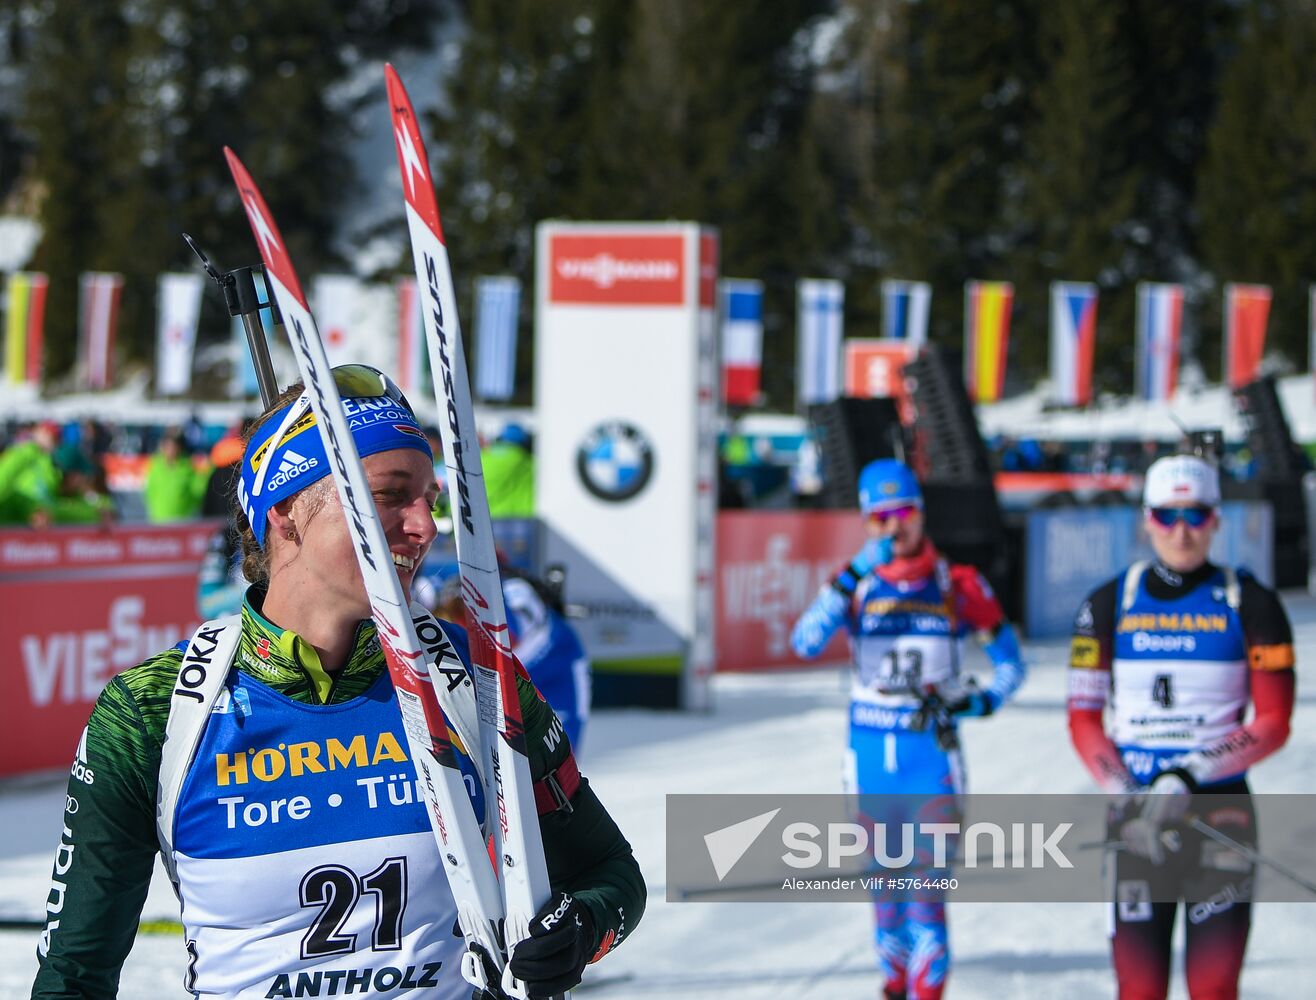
[279,448,440,613]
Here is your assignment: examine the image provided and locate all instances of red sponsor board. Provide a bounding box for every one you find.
[844,339,915,419]
[548,233,686,305]
[715,510,866,671]
[0,521,219,776]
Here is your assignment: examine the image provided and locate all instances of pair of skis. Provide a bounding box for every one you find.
[224,65,553,999]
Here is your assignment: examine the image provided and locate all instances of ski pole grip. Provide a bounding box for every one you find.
[182,234,281,408]
[230,266,265,316]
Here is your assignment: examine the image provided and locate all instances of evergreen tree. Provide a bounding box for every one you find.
[869,0,1045,354]
[586,0,831,408]
[1011,0,1139,392]
[1122,0,1238,277]
[1198,0,1316,372]
[0,2,31,206]
[1119,0,1238,378]
[438,0,830,407]
[21,2,136,379]
[432,0,614,403]
[20,0,444,384]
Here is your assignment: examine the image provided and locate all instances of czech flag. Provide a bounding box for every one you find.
[721,278,763,407]
[880,279,931,347]
[1135,282,1183,402]
[4,271,48,386]
[1049,281,1098,407]
[1224,283,1271,389]
[964,280,1013,403]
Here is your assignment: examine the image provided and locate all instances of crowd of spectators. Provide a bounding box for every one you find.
[2,414,1279,528]
[0,419,114,527]
[0,416,248,528]
[0,415,538,530]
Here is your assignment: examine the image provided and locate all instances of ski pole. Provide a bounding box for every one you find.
[1187,817,1316,896]
[182,232,280,408]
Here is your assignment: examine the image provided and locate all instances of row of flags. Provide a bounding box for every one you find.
[722,278,1282,409]
[0,271,524,402]
[0,267,1283,410]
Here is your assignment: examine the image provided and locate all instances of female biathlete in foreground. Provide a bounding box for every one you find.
[791,458,1026,1000]
[33,366,644,1000]
[1068,453,1296,1000]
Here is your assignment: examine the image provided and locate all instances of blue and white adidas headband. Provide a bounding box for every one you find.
[238,387,432,548]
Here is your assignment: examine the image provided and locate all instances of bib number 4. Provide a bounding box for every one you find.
[1152,673,1175,709]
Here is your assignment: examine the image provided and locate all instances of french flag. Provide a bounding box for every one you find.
[720,279,763,407]
[1135,282,1183,401]
[1049,281,1098,406]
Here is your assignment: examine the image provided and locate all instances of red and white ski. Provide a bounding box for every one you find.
[384,64,556,999]
[224,147,510,993]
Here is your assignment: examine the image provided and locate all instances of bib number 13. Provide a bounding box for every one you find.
[300,857,408,959]
[879,648,923,689]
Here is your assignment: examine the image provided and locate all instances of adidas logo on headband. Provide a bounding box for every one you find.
[266,449,319,493]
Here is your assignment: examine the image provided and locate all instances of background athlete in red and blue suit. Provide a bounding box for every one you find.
[792,458,1026,1000]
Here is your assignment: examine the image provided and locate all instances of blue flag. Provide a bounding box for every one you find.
[474,276,521,401]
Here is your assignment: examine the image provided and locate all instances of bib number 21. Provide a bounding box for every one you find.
[300,857,408,959]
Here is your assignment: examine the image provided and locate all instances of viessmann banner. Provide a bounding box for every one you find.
[0,522,217,776]
[536,222,719,709]
[715,511,863,671]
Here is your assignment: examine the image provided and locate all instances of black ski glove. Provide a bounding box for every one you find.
[508,892,596,998]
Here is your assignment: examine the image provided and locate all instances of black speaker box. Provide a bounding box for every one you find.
[1232,376,1308,481]
[903,347,995,483]
[921,481,1011,601]
[808,397,905,508]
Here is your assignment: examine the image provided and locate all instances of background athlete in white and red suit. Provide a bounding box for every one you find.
[1068,453,1296,1000]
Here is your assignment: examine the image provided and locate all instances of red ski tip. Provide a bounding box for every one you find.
[222,146,308,307]
[384,65,445,243]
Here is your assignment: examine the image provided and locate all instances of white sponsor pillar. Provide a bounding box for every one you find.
[535,222,717,710]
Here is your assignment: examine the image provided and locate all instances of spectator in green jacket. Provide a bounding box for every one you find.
[48,443,116,526]
[484,421,535,517]
[143,429,209,522]
[0,420,62,526]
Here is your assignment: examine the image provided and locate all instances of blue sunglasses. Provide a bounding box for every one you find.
[1147,505,1215,528]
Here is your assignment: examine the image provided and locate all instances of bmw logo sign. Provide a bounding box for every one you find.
[576,421,655,502]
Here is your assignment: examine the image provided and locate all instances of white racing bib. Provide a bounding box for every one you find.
[853,632,957,703]
[848,565,960,706]
[171,670,464,999]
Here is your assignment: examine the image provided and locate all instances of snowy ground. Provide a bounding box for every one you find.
[4,596,1315,998]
